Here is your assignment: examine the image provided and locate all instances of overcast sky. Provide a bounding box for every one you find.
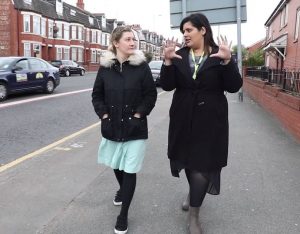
[64,0,280,47]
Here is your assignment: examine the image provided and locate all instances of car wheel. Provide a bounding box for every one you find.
[80,69,85,76]
[0,82,8,101]
[44,79,55,94]
[65,70,70,77]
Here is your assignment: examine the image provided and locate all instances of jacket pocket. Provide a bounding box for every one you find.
[126,116,147,137]
[101,118,113,139]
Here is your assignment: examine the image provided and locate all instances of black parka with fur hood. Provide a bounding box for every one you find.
[92,50,157,142]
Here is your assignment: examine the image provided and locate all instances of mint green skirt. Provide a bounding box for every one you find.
[98,137,146,173]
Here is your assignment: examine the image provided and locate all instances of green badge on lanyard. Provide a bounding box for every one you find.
[191,50,204,79]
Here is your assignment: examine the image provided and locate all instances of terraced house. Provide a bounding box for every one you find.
[264,0,300,70]
[0,0,164,71]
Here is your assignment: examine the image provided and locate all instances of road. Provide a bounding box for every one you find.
[0,77,300,234]
[1,73,101,165]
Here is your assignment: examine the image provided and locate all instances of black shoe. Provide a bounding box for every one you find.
[113,190,122,206]
[114,215,128,234]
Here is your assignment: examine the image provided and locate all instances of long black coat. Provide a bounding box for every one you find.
[92,50,157,142]
[160,46,242,173]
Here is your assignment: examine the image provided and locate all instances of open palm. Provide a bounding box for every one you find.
[163,38,182,60]
[210,35,232,60]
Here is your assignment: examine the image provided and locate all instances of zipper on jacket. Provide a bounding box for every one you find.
[120,67,125,141]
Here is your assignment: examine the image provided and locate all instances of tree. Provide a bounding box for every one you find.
[243,49,264,67]
[143,51,153,63]
[232,44,247,60]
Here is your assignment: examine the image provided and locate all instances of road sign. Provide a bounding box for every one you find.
[170,0,247,28]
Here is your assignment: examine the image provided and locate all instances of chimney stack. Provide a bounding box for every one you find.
[76,0,84,10]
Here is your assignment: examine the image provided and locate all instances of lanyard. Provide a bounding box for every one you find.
[191,49,204,79]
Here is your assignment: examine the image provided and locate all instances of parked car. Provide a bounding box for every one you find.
[148,60,163,86]
[0,57,60,101]
[50,60,85,77]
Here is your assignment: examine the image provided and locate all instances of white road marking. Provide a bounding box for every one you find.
[0,88,92,109]
[0,90,166,173]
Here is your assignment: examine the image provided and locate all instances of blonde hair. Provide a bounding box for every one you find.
[109,26,133,54]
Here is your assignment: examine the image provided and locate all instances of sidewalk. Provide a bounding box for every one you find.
[0,92,300,234]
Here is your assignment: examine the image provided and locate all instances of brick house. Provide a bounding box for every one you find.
[0,0,164,71]
[244,0,300,143]
[246,39,265,54]
[263,0,300,70]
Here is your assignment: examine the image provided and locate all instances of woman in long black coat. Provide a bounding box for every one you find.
[160,13,242,234]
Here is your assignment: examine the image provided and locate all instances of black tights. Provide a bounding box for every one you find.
[114,169,136,218]
[185,169,209,207]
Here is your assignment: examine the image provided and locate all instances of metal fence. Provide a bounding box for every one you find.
[246,67,300,96]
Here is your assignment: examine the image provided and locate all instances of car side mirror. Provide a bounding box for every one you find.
[12,66,23,73]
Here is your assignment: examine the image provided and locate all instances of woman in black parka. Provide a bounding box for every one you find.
[160,13,242,234]
[92,26,157,234]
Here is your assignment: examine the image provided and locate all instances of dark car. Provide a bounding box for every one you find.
[50,60,85,77]
[0,57,60,101]
[148,60,163,86]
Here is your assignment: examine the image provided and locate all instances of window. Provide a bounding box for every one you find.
[33,16,40,35]
[71,25,77,39]
[101,34,105,45]
[24,43,31,57]
[92,31,97,43]
[56,0,63,15]
[48,21,53,38]
[41,18,46,37]
[97,50,101,63]
[56,47,62,60]
[280,4,288,28]
[295,9,300,40]
[70,9,76,16]
[101,16,106,28]
[33,44,40,54]
[78,48,83,62]
[105,34,109,46]
[268,25,272,39]
[78,27,82,40]
[98,31,101,44]
[56,22,62,38]
[71,47,77,61]
[64,24,69,40]
[64,48,70,60]
[23,15,30,32]
[16,59,29,70]
[29,58,47,69]
[86,29,90,42]
[91,50,97,63]
[89,17,94,25]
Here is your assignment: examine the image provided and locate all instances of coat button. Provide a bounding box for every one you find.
[198,101,205,106]
[121,118,124,122]
[129,117,132,120]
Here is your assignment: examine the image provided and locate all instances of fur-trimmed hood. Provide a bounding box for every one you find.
[100,50,146,68]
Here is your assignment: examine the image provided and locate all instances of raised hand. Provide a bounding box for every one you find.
[210,35,232,63]
[163,37,182,61]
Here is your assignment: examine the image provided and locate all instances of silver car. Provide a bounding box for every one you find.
[148,60,163,86]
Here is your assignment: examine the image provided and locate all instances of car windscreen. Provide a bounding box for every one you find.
[0,58,15,70]
[51,61,62,66]
[149,61,163,70]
